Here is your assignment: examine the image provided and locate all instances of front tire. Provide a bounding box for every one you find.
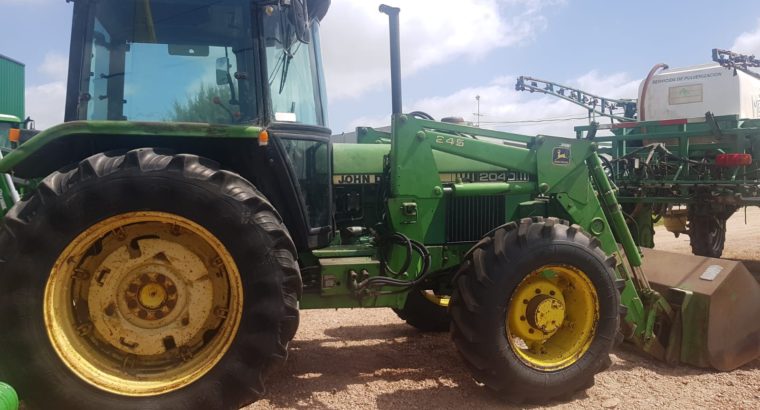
[393,288,450,332]
[450,217,619,402]
[0,149,301,410]
[688,211,728,258]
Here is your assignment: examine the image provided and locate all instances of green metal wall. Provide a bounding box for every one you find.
[0,54,25,121]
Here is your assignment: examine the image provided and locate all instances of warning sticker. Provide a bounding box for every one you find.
[668,84,703,105]
[700,265,724,281]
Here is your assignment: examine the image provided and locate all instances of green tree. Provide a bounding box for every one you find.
[169,84,238,124]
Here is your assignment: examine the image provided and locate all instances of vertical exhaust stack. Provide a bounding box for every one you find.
[379,5,402,115]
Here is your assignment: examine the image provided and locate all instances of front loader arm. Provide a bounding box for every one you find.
[388,114,673,361]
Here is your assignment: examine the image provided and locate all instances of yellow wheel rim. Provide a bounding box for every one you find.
[44,212,243,396]
[506,264,599,371]
[422,290,450,307]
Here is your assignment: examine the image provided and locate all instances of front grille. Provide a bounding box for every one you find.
[446,195,506,243]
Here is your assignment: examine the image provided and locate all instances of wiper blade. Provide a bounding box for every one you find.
[224,47,239,105]
[278,45,296,94]
[273,10,301,94]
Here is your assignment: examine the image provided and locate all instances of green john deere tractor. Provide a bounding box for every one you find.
[0,1,758,409]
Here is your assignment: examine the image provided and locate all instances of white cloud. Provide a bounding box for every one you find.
[26,81,66,129]
[22,1,566,128]
[38,53,69,82]
[320,0,562,101]
[25,52,68,128]
[346,70,641,137]
[732,19,760,56]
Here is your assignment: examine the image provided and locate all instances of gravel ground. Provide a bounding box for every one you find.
[248,209,760,410]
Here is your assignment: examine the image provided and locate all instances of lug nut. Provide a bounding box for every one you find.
[127,298,138,309]
[105,303,116,317]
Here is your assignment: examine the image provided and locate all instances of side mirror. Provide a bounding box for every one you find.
[216,57,230,86]
[288,0,311,44]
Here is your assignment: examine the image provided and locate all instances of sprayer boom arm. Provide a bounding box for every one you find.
[515,75,637,122]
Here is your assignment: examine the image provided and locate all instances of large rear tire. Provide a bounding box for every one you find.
[450,217,619,402]
[0,149,301,410]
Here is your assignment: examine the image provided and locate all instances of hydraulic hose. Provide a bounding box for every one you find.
[380,233,413,276]
[360,236,432,290]
[639,63,669,121]
[409,111,435,120]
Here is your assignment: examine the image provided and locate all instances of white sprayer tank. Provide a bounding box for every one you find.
[638,62,760,121]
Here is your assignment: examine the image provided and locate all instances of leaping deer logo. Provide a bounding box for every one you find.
[553,147,571,165]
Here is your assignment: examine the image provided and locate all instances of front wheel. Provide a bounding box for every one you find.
[450,217,620,402]
[0,149,301,410]
[393,287,450,332]
[688,211,728,258]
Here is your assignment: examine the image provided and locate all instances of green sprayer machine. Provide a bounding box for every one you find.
[517,48,760,257]
[0,2,758,409]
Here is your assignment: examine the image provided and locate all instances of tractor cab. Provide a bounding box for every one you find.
[63,0,333,248]
[66,0,329,127]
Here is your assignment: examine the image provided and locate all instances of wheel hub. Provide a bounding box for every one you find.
[138,282,168,310]
[126,273,177,318]
[526,294,565,334]
[506,265,599,371]
[509,278,566,342]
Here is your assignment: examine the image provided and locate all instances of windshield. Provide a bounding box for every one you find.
[80,0,257,124]
[262,5,327,127]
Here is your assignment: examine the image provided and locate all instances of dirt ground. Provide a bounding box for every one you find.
[249,209,760,410]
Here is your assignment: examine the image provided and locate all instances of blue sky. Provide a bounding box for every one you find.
[2,0,760,136]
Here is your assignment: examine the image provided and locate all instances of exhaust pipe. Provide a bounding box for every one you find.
[379,5,402,115]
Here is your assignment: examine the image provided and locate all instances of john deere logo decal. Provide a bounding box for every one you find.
[553,147,571,165]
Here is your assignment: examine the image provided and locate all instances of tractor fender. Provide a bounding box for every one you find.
[0,120,265,178]
[0,120,318,250]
